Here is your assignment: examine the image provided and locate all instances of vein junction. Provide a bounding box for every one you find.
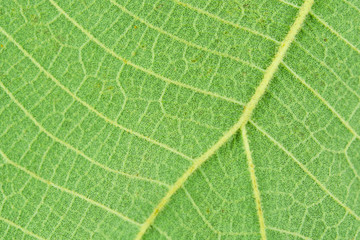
[135,0,315,238]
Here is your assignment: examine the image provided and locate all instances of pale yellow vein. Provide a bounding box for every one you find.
[250,120,360,221]
[135,0,314,238]
[0,81,169,187]
[0,149,141,226]
[242,126,266,240]
[267,226,311,240]
[183,185,259,236]
[152,225,172,240]
[108,0,265,72]
[0,26,192,161]
[48,0,244,106]
[277,0,300,9]
[0,216,46,240]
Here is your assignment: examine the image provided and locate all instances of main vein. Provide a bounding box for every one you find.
[135,0,314,238]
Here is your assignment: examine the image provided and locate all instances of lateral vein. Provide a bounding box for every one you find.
[48,0,245,106]
[135,0,314,238]
[0,81,169,187]
[242,126,266,240]
[173,0,280,44]
[311,13,360,55]
[0,149,141,226]
[0,26,192,161]
[109,0,265,72]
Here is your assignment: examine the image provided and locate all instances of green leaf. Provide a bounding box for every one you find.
[1,0,359,239]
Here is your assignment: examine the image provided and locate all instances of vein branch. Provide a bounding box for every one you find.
[241,126,266,240]
[173,0,280,44]
[135,0,314,238]
[266,226,311,240]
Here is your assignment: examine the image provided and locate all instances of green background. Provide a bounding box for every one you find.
[0,0,359,239]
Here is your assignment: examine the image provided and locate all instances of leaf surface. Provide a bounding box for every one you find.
[0,0,359,239]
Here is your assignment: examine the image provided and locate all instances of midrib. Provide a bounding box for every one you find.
[135,0,315,239]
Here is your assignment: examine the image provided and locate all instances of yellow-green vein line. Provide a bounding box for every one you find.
[242,125,266,240]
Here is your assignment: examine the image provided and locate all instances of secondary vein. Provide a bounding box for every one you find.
[242,125,266,240]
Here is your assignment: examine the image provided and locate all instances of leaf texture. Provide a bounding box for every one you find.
[0,0,359,239]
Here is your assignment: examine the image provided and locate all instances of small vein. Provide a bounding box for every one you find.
[342,0,360,14]
[48,0,244,106]
[250,120,360,221]
[183,186,252,236]
[266,226,311,240]
[0,81,170,187]
[0,26,192,161]
[182,187,223,235]
[311,13,360,55]
[173,0,280,44]
[277,0,299,9]
[108,0,265,72]
[0,216,46,240]
[294,41,360,99]
[0,149,141,226]
[282,62,360,140]
[134,0,314,238]
[152,225,172,240]
[241,125,267,240]
[344,137,360,179]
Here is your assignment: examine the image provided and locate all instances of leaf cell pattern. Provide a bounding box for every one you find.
[0,0,359,239]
